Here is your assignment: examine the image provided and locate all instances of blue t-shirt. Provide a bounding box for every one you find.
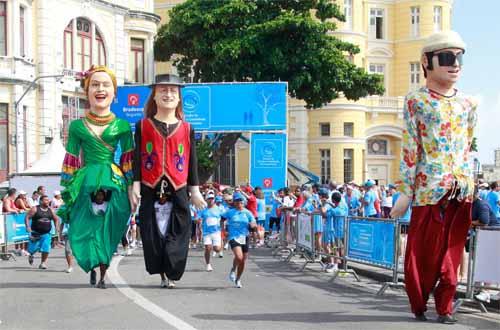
[200,206,222,235]
[363,190,377,217]
[302,198,316,212]
[486,191,500,218]
[270,198,281,218]
[479,189,489,201]
[190,204,199,222]
[256,198,266,221]
[222,208,256,240]
[328,201,348,238]
[392,192,412,222]
[344,194,361,216]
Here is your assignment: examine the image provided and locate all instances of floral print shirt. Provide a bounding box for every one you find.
[398,87,477,206]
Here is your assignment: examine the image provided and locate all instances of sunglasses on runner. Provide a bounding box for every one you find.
[433,51,463,67]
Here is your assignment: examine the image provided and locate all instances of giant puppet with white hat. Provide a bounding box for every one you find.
[391,30,478,324]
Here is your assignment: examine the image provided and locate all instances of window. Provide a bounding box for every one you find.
[370,8,384,39]
[368,139,388,155]
[320,149,331,184]
[63,18,106,70]
[410,62,420,90]
[434,6,442,32]
[369,63,386,92]
[20,6,25,56]
[344,149,354,184]
[344,122,354,137]
[410,7,420,38]
[62,96,87,145]
[344,0,353,30]
[129,38,145,83]
[0,2,6,56]
[320,123,330,137]
[0,103,8,175]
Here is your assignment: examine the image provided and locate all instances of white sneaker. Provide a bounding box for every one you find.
[167,279,176,289]
[126,248,132,256]
[206,264,213,272]
[475,291,491,303]
[218,251,224,258]
[130,241,137,248]
[212,251,217,257]
[160,279,168,288]
[235,280,242,288]
[39,263,48,269]
[325,264,338,273]
[65,267,73,273]
[21,249,30,256]
[224,242,229,250]
[229,270,236,283]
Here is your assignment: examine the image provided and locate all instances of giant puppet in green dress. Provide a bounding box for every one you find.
[58,66,133,286]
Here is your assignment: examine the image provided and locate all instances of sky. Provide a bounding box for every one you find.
[453,0,500,165]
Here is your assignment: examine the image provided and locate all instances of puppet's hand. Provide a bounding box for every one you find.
[189,185,207,210]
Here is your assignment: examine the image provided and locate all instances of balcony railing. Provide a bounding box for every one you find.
[366,96,404,113]
[0,56,36,83]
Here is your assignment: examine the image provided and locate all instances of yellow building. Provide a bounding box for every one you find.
[154,0,453,186]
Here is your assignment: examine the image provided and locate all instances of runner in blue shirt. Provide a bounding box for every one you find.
[199,191,223,272]
[486,182,500,222]
[363,180,378,217]
[222,192,256,288]
[328,192,348,271]
[344,185,361,216]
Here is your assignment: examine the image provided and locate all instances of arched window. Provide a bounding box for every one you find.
[63,17,106,71]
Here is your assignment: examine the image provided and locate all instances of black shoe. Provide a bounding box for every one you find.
[90,270,97,286]
[96,280,106,289]
[414,313,427,321]
[437,314,458,324]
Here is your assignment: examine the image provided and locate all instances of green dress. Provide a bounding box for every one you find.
[59,117,134,273]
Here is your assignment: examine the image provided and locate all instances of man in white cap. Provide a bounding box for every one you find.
[51,190,64,211]
[391,31,477,324]
[198,190,223,271]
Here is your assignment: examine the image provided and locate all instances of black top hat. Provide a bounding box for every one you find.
[150,74,184,87]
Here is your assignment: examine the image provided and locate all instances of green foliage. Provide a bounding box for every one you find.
[155,0,384,109]
[196,138,216,172]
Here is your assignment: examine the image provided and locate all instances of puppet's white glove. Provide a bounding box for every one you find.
[189,185,207,210]
[390,193,410,219]
[129,181,141,213]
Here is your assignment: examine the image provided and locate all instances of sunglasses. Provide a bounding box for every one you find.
[433,51,463,67]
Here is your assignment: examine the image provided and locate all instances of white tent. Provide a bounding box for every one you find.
[9,137,66,197]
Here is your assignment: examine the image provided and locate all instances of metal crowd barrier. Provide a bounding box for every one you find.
[453,226,500,314]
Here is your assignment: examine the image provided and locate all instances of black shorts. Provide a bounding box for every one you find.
[191,222,197,239]
[229,237,249,253]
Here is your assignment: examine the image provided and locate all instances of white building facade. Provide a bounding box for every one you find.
[0,0,159,182]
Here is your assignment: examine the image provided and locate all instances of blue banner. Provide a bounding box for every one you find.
[250,133,287,191]
[111,85,151,132]
[182,83,287,131]
[347,218,395,269]
[111,83,287,132]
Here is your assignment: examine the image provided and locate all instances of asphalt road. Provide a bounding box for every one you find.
[1,245,499,330]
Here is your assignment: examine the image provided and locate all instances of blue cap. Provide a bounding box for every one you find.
[318,188,330,197]
[365,179,375,187]
[215,196,223,202]
[233,192,244,202]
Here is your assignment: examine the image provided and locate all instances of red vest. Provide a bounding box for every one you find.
[140,119,191,190]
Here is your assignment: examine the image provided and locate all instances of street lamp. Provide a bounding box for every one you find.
[13,74,64,173]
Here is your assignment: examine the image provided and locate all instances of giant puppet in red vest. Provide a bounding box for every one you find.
[139,118,191,191]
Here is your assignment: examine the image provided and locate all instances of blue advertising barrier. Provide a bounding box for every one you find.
[346,217,396,269]
[250,133,287,191]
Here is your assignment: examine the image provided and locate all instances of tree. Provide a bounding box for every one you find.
[155,0,385,182]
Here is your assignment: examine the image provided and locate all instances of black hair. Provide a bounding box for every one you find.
[32,191,38,195]
[36,186,44,192]
[331,192,342,203]
[91,189,111,202]
[7,188,16,196]
[40,195,49,200]
[283,187,290,194]
[491,182,498,190]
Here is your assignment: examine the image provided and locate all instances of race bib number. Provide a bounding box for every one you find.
[235,236,246,245]
[206,217,219,226]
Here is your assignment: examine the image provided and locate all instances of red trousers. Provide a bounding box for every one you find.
[404,198,471,316]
